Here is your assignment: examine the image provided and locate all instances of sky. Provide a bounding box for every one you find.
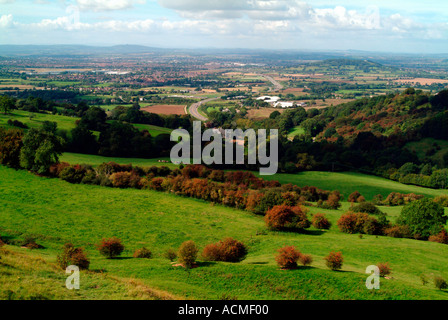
[0,0,447,53]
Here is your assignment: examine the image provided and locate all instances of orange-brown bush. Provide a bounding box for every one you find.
[337,212,370,234]
[148,177,165,191]
[265,205,310,231]
[312,213,332,230]
[428,229,448,244]
[98,237,125,259]
[202,238,248,263]
[348,191,362,203]
[384,225,412,238]
[324,251,343,270]
[299,253,313,266]
[133,247,152,259]
[56,243,90,270]
[275,246,301,269]
[377,262,391,277]
[110,171,142,189]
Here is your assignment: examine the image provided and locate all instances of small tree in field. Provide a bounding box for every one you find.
[348,191,362,203]
[98,237,124,259]
[56,243,90,270]
[133,247,152,259]
[324,251,343,271]
[265,205,310,231]
[178,240,199,269]
[299,253,313,266]
[398,198,447,239]
[163,248,177,262]
[312,213,332,230]
[275,246,301,269]
[202,238,248,263]
[377,262,391,277]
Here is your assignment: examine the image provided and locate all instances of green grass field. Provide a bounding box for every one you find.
[60,152,177,168]
[0,110,79,131]
[1,165,448,300]
[260,171,448,200]
[287,126,305,139]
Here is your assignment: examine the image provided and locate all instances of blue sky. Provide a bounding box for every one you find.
[1,0,447,53]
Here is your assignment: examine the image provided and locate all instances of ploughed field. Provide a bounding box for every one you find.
[1,165,448,299]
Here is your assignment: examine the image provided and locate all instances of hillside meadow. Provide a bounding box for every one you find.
[1,165,448,299]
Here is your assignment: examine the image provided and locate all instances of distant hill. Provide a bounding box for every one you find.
[0,44,165,57]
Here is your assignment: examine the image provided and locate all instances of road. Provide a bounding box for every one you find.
[261,74,284,91]
[188,97,219,121]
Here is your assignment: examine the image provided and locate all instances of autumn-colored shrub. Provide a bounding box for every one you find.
[163,248,177,261]
[178,240,199,268]
[202,243,221,262]
[312,213,332,230]
[337,212,370,234]
[357,195,366,203]
[348,191,362,203]
[377,262,391,277]
[324,251,343,271]
[384,225,412,238]
[299,253,313,266]
[326,191,342,209]
[265,205,310,231]
[133,247,152,259]
[202,238,248,263]
[148,177,165,191]
[209,170,225,182]
[275,246,301,269]
[49,162,70,177]
[110,171,142,189]
[428,229,448,244]
[98,237,125,259]
[383,192,423,206]
[56,243,90,270]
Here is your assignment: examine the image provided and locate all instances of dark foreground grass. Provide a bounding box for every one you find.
[1,166,447,299]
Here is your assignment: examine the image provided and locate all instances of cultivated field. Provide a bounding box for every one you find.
[141,104,186,115]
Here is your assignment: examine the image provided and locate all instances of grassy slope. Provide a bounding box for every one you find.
[60,152,177,168]
[0,246,177,300]
[0,110,78,131]
[0,111,171,137]
[259,171,448,200]
[0,166,447,300]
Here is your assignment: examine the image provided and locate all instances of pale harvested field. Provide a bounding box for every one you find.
[282,87,306,94]
[142,104,186,115]
[219,87,252,92]
[247,107,285,119]
[393,78,448,85]
[313,98,355,108]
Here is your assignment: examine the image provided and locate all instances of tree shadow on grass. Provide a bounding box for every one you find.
[196,261,217,267]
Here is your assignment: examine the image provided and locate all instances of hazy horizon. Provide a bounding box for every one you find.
[1,1,448,54]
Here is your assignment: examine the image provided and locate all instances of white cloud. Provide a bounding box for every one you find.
[0,14,13,28]
[0,0,15,3]
[75,0,145,12]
